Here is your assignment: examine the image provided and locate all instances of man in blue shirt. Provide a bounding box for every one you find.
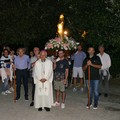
[14,48,30,101]
[72,45,86,92]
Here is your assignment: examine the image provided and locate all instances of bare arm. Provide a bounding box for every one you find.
[65,68,69,80]
[53,62,56,70]
[91,64,102,69]
[63,68,69,85]
[83,64,88,71]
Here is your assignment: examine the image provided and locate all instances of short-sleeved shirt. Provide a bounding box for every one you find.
[14,55,30,70]
[55,59,69,81]
[72,51,86,67]
[83,55,102,80]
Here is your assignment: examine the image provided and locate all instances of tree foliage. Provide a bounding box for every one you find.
[0,0,120,55]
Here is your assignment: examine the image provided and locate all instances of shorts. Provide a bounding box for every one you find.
[73,67,83,78]
[54,81,65,92]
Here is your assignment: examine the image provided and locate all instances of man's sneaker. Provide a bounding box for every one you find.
[10,87,14,92]
[99,93,102,96]
[5,90,12,94]
[104,93,108,97]
[1,92,7,95]
[86,104,92,109]
[73,87,77,92]
[30,102,34,107]
[61,103,65,109]
[53,101,60,107]
[38,107,42,111]
[15,97,20,101]
[93,105,98,110]
[44,107,50,112]
[25,97,29,101]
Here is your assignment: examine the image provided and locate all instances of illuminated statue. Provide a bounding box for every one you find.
[57,14,64,40]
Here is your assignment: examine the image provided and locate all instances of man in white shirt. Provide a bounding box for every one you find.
[97,45,111,97]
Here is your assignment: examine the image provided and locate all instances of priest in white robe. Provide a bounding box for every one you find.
[34,50,53,112]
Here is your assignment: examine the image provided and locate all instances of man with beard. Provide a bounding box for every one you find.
[83,46,102,109]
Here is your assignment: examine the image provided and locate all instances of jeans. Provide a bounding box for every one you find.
[87,80,99,106]
[2,78,9,92]
[16,69,28,99]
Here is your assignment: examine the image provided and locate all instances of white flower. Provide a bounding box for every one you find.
[64,47,68,50]
[45,37,79,50]
[74,46,77,49]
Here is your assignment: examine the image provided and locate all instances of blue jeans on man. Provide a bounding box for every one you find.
[87,80,99,106]
[2,78,9,92]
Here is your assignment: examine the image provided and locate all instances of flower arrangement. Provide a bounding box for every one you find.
[45,36,79,50]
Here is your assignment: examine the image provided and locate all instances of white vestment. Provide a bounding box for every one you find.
[34,59,53,109]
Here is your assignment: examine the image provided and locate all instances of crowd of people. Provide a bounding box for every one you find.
[0,44,111,111]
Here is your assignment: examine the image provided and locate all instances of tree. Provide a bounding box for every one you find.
[0,0,120,55]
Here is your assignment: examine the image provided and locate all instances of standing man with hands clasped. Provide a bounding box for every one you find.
[34,50,53,112]
[83,46,102,109]
[14,48,30,101]
[53,50,69,109]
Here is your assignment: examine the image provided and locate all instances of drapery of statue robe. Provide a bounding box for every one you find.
[34,59,53,109]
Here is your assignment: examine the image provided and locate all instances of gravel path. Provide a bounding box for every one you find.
[0,84,120,120]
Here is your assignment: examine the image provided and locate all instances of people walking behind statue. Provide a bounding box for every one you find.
[53,50,69,109]
[71,45,86,92]
[83,46,102,109]
[97,44,111,97]
[34,50,53,112]
[30,47,40,107]
[14,48,30,101]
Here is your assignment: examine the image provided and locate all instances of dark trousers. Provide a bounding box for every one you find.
[31,78,35,101]
[99,71,109,94]
[16,69,28,99]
